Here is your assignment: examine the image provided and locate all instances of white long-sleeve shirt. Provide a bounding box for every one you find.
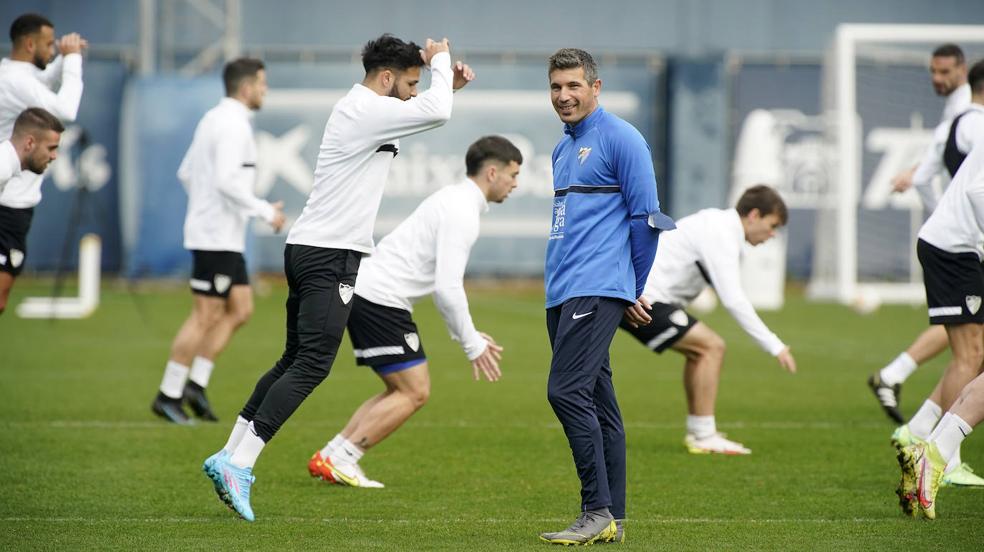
[287,52,454,252]
[919,141,984,257]
[0,140,21,196]
[912,83,972,210]
[179,97,276,252]
[355,179,489,360]
[641,208,786,356]
[0,54,83,209]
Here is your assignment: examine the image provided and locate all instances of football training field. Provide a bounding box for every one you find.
[1,279,981,550]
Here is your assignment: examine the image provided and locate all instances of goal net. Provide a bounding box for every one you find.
[809,24,984,306]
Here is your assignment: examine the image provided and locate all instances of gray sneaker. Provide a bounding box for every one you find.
[539,509,616,545]
[599,520,624,544]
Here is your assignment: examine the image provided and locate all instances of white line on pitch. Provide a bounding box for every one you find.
[0,516,957,525]
[0,420,890,430]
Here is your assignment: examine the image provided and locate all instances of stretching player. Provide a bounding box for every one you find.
[896,132,984,519]
[150,58,285,425]
[202,35,474,522]
[0,13,85,313]
[619,185,796,455]
[307,135,520,487]
[0,108,63,200]
[889,59,984,488]
[869,44,970,422]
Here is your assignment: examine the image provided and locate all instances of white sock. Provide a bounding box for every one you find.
[908,400,942,440]
[329,438,364,466]
[230,421,266,469]
[223,416,250,454]
[320,434,345,459]
[686,415,716,440]
[879,352,918,386]
[159,360,190,399]
[933,413,973,473]
[189,356,215,388]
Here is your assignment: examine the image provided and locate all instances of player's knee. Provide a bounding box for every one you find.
[707,334,727,359]
[408,384,430,410]
[229,303,253,327]
[546,387,573,410]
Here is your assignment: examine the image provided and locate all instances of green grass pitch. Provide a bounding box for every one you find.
[1,279,982,550]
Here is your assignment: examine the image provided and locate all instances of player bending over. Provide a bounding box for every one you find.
[307,135,520,488]
[619,184,796,455]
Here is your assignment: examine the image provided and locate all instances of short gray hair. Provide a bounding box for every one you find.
[548,48,598,84]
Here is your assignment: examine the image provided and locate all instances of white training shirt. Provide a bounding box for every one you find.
[641,208,786,356]
[0,54,83,209]
[0,140,21,196]
[912,83,972,210]
[355,179,489,360]
[286,52,454,253]
[919,142,984,257]
[178,97,276,252]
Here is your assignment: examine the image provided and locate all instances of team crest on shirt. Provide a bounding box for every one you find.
[577,146,592,165]
[669,309,689,327]
[404,332,420,352]
[967,295,982,315]
[10,249,24,268]
[338,283,354,304]
[213,274,231,294]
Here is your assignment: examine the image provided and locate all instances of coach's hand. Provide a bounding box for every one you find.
[623,296,653,328]
[452,61,475,91]
[776,346,797,374]
[420,38,450,67]
[269,201,286,233]
[472,332,503,382]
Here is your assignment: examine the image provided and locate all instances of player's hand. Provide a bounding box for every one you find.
[420,38,450,67]
[452,61,475,91]
[471,336,502,382]
[479,331,503,361]
[891,166,916,193]
[623,296,653,328]
[776,346,797,374]
[58,33,84,55]
[269,201,286,233]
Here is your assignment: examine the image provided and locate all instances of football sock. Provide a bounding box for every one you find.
[329,438,364,466]
[934,412,973,473]
[908,399,942,440]
[320,434,344,459]
[159,360,190,399]
[223,416,250,454]
[230,421,266,469]
[686,415,716,440]
[189,356,215,388]
[879,352,917,386]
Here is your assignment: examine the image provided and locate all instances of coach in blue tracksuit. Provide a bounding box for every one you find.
[538,48,674,546]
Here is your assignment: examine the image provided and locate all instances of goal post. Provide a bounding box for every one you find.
[808,24,984,307]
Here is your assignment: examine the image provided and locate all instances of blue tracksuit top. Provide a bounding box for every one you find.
[545,106,675,309]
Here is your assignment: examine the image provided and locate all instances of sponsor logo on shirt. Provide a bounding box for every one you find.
[404,332,420,352]
[549,198,566,240]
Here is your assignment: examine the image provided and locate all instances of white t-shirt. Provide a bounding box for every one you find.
[178,97,276,252]
[0,140,21,196]
[642,207,786,356]
[356,179,489,360]
[919,142,984,257]
[286,52,454,253]
[912,83,972,210]
[0,54,83,208]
